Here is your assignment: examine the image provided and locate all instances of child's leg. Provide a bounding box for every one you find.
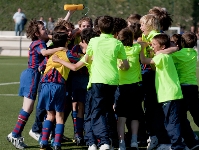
[117,117,126,141]
[54,112,65,148]
[40,111,55,146]
[76,101,84,138]
[12,97,34,137]
[72,102,78,136]
[162,100,186,150]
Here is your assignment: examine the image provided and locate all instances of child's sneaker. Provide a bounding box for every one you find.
[88,144,97,150]
[147,136,158,150]
[131,142,139,150]
[7,132,28,149]
[99,144,110,150]
[51,137,55,147]
[118,142,126,150]
[156,144,171,150]
[53,145,62,150]
[29,129,40,141]
[75,136,84,146]
[40,143,48,150]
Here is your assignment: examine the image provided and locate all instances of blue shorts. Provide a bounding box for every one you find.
[37,82,66,112]
[72,74,89,103]
[18,68,41,100]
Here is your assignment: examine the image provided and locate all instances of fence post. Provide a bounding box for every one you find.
[20,35,22,57]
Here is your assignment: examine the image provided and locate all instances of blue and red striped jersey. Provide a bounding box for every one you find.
[28,40,47,70]
[41,50,80,84]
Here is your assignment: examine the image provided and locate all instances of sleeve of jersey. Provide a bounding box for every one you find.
[152,54,163,69]
[86,40,93,57]
[117,41,127,60]
[67,50,80,63]
[36,41,47,54]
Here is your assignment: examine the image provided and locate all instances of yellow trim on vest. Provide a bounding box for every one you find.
[44,51,70,80]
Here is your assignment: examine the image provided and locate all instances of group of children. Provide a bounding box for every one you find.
[6,6,199,150]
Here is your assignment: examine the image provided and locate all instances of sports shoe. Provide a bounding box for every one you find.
[75,136,84,146]
[156,144,171,150]
[131,142,139,149]
[40,143,48,150]
[99,144,110,150]
[118,144,126,150]
[53,145,62,150]
[147,136,158,150]
[88,144,97,150]
[29,129,40,141]
[7,132,28,149]
[51,137,55,147]
[191,144,199,150]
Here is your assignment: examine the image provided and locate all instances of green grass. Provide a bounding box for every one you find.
[0,56,199,150]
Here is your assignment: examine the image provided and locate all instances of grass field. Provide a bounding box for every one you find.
[0,56,199,150]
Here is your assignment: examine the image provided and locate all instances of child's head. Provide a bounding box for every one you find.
[26,19,49,42]
[181,31,197,48]
[78,16,93,31]
[98,15,114,34]
[126,14,142,26]
[93,16,102,36]
[151,33,170,52]
[118,27,133,47]
[80,28,99,44]
[128,23,142,41]
[112,17,128,37]
[52,31,68,48]
[53,25,68,33]
[170,34,182,49]
[140,14,160,35]
[148,6,173,31]
[55,18,74,38]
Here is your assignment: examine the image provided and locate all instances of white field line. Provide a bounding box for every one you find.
[0,82,19,86]
[0,94,18,96]
[0,82,20,96]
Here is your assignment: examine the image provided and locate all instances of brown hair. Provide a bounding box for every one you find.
[98,15,114,34]
[118,27,133,47]
[153,33,170,49]
[148,6,173,31]
[181,31,197,48]
[26,19,44,41]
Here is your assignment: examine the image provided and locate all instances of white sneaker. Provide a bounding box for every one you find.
[147,136,158,150]
[99,144,110,150]
[7,132,28,149]
[156,144,171,150]
[88,144,97,150]
[29,129,40,141]
[131,142,139,149]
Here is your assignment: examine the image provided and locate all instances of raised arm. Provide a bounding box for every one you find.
[64,10,76,21]
[41,47,66,56]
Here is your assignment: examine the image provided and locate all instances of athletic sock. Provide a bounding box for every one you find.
[72,111,77,134]
[12,109,30,138]
[76,117,84,137]
[131,134,138,143]
[54,124,64,146]
[41,120,53,145]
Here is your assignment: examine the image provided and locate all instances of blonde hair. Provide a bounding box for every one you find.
[140,14,160,31]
